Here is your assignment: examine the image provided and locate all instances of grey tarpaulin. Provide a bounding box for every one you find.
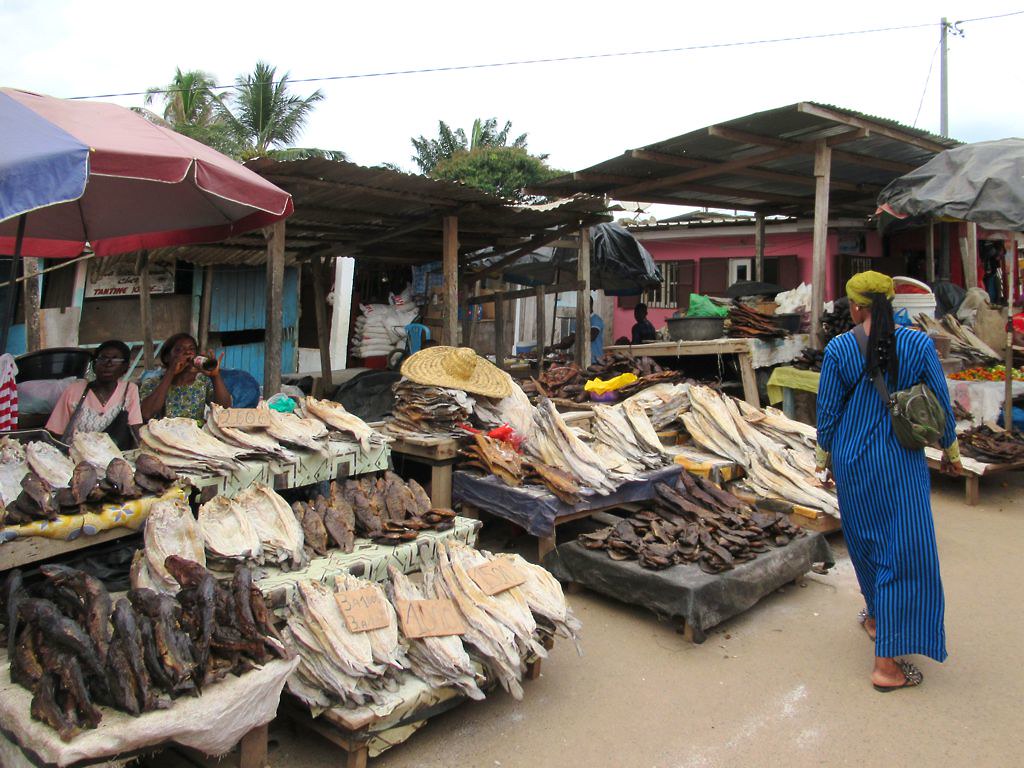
[543,534,834,643]
[877,138,1024,231]
[452,465,683,537]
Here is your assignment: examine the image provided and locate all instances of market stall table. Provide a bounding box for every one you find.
[454,465,683,559]
[0,654,297,768]
[923,448,1024,505]
[603,339,761,406]
[384,432,459,508]
[544,533,834,643]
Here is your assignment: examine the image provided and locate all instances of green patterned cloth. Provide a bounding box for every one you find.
[139,373,214,422]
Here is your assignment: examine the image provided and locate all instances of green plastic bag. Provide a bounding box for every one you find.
[687,294,728,318]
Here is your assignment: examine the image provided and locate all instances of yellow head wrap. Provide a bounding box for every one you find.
[846,270,895,307]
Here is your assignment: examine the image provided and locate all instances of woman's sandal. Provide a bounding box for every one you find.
[858,609,876,641]
[873,659,923,693]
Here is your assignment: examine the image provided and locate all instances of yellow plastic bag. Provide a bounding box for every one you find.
[584,372,638,394]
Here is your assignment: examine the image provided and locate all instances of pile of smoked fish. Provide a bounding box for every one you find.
[295,472,456,551]
[0,559,287,742]
[522,353,680,405]
[579,470,805,573]
[285,540,580,711]
[958,425,1024,463]
[389,380,475,438]
[820,297,854,341]
[726,304,787,339]
[460,433,582,504]
[1,433,176,526]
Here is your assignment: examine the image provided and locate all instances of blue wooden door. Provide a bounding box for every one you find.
[209,267,298,381]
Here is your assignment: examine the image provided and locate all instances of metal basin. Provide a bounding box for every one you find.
[665,317,725,341]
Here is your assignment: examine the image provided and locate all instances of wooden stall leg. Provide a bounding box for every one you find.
[526,658,543,680]
[965,475,980,506]
[782,387,797,420]
[677,621,696,643]
[537,534,556,561]
[238,723,268,768]
[738,352,759,407]
[346,746,369,768]
[430,464,453,508]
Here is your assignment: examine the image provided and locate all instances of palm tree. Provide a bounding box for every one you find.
[145,68,221,127]
[217,61,345,161]
[411,117,532,174]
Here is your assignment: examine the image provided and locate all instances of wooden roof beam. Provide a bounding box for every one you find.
[796,102,951,154]
[261,174,462,208]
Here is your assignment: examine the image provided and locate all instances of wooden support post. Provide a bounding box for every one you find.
[809,140,832,350]
[738,350,760,407]
[965,475,980,506]
[494,288,506,371]
[198,265,214,351]
[461,279,476,349]
[442,216,459,346]
[964,222,979,289]
[23,257,41,352]
[238,723,268,768]
[753,212,766,283]
[264,222,286,397]
[137,251,154,370]
[312,254,334,397]
[535,284,546,373]
[926,223,936,284]
[429,464,453,508]
[1004,236,1016,434]
[575,225,591,368]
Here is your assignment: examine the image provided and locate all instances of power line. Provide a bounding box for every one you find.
[67,10,1024,101]
[913,38,942,127]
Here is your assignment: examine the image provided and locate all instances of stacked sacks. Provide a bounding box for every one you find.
[350,301,420,361]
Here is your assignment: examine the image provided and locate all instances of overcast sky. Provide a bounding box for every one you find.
[3,0,1022,189]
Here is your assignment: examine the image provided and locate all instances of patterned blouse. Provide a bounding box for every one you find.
[139,374,214,423]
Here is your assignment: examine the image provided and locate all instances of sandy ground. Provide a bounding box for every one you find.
[154,471,1023,768]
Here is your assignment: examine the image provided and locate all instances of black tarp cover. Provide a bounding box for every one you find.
[877,138,1024,231]
[495,222,662,296]
[544,534,834,642]
[452,465,683,537]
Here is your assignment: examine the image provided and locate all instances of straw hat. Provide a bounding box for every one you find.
[400,346,511,399]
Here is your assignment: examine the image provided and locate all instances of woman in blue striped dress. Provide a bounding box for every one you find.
[815,271,961,692]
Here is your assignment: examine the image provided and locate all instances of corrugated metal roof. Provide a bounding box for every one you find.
[531,102,960,217]
[133,159,609,269]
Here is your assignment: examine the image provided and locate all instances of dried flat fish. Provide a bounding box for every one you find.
[26,442,75,489]
[197,496,263,564]
[235,484,306,569]
[492,552,582,652]
[265,406,328,452]
[304,396,382,451]
[137,498,206,592]
[335,573,407,670]
[206,403,297,464]
[70,432,123,471]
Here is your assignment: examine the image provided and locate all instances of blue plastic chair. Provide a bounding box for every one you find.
[405,323,431,354]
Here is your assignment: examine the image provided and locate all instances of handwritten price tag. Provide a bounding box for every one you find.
[219,408,271,428]
[394,598,466,638]
[468,559,526,596]
[335,588,391,633]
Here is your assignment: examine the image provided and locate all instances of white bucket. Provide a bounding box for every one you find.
[892,276,937,319]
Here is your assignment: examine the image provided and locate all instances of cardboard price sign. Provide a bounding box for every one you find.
[394,598,466,638]
[335,588,391,633]
[217,408,271,429]
[468,559,526,596]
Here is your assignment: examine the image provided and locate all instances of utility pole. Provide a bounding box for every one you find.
[940,17,949,137]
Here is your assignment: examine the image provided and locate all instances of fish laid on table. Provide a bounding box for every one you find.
[145,417,247,475]
[491,552,582,652]
[303,396,383,452]
[39,564,111,663]
[234,483,306,569]
[292,500,329,556]
[69,461,99,505]
[335,572,407,671]
[206,402,297,464]
[528,399,617,494]
[26,442,76,489]
[197,496,263,564]
[105,457,142,498]
[70,432,124,471]
[263,405,329,452]
[135,498,206,592]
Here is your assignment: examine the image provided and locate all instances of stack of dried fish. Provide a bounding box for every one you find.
[0,437,27,512]
[141,417,247,475]
[459,433,582,504]
[619,382,691,430]
[303,397,387,451]
[198,496,264,565]
[205,403,297,464]
[916,313,1000,366]
[131,497,206,593]
[488,552,582,652]
[580,470,805,573]
[236,484,307,569]
[821,297,854,341]
[522,353,677,405]
[3,446,176,526]
[726,304,786,339]
[264,405,330,452]
[589,403,663,474]
[681,386,839,517]
[792,348,824,372]
[70,433,123,471]
[527,399,618,494]
[389,380,475,438]
[291,480,357,556]
[959,425,1024,463]
[2,559,286,741]
[472,372,537,439]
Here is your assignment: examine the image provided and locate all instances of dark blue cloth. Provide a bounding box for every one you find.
[219,368,260,408]
[816,326,954,662]
[0,92,89,222]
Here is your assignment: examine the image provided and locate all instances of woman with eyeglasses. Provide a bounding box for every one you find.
[46,340,143,449]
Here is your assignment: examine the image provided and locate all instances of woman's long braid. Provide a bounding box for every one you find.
[866,291,899,386]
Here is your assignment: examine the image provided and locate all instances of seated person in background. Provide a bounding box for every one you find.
[631,302,657,344]
[552,299,604,361]
[46,340,142,449]
[140,333,231,423]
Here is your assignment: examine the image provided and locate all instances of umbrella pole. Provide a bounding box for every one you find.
[0,214,26,355]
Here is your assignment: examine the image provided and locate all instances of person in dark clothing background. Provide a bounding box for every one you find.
[631,303,657,344]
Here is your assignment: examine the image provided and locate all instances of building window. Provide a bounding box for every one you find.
[643,260,694,309]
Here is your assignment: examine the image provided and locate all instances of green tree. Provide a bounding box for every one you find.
[431,146,562,203]
[142,68,239,155]
[411,117,530,174]
[217,61,345,161]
